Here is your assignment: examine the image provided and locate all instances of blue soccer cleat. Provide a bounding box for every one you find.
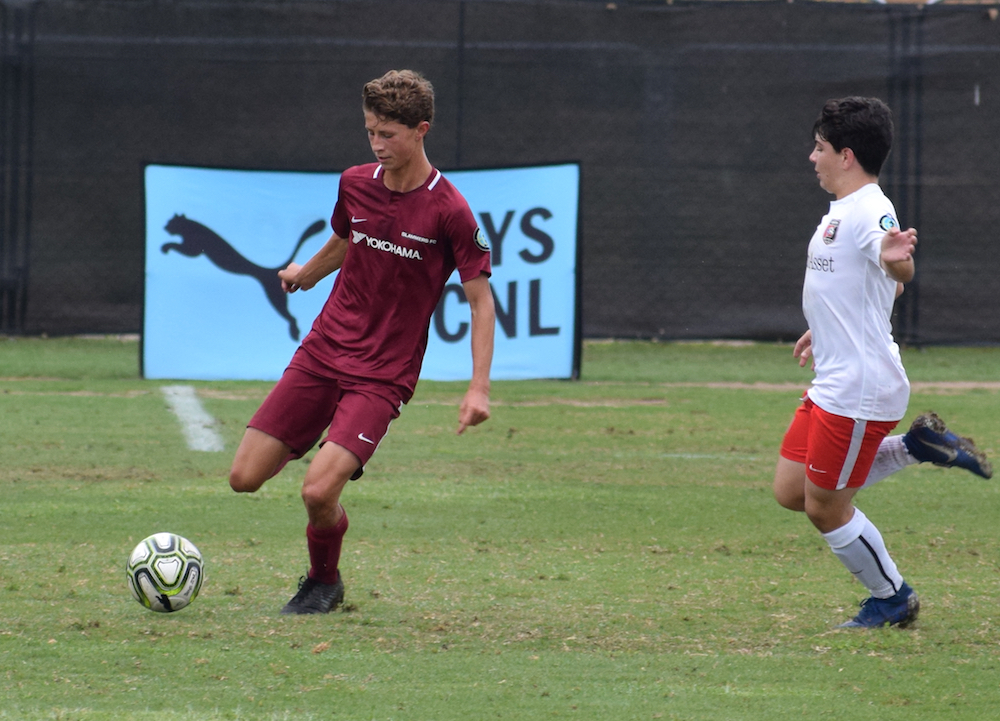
[838,582,920,629]
[903,412,993,479]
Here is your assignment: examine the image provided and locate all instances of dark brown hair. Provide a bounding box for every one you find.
[362,69,435,129]
[813,97,894,177]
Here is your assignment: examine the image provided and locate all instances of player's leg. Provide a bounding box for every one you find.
[803,479,859,533]
[774,457,807,512]
[862,412,992,489]
[804,411,918,628]
[773,396,811,512]
[229,427,294,493]
[859,433,912,489]
[810,486,907,612]
[301,441,359,529]
[281,383,403,615]
[901,412,992,478]
[229,359,337,494]
[809,483,918,628]
[280,441,358,615]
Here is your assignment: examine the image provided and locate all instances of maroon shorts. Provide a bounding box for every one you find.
[780,395,899,491]
[249,349,404,474]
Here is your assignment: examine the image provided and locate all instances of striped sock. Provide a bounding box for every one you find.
[822,508,903,599]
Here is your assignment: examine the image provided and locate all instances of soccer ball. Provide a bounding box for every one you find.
[126,533,204,612]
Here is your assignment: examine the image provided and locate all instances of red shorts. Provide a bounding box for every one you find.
[249,349,404,473]
[780,395,899,491]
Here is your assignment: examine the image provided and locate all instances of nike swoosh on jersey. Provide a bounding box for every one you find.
[351,216,367,223]
[358,433,375,445]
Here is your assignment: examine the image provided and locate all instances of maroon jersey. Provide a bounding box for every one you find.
[300,163,491,399]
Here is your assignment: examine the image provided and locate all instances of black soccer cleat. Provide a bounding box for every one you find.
[280,573,345,615]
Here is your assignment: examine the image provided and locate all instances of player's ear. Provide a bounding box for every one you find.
[841,147,856,169]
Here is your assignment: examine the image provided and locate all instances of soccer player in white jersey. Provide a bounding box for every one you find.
[773,97,992,629]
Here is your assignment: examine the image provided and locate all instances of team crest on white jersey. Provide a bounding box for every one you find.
[823,219,840,245]
[879,214,897,231]
[474,227,490,252]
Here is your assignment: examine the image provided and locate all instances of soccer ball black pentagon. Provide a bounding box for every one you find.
[126,533,204,612]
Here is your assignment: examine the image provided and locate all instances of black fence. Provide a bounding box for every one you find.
[2,0,998,344]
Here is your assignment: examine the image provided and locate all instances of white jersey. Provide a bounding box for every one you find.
[802,183,909,421]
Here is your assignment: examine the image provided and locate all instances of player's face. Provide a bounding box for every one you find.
[809,135,842,196]
[365,111,427,172]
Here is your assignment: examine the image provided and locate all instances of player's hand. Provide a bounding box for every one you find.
[793,329,813,368]
[279,263,304,293]
[881,227,917,265]
[457,387,490,435]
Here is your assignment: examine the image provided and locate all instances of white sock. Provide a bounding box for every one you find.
[822,508,903,599]
[861,435,916,489]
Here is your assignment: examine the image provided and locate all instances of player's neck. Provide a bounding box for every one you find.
[382,154,433,193]
[832,172,879,201]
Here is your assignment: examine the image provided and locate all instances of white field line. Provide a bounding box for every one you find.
[161,385,225,452]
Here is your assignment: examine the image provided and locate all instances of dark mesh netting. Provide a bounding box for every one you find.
[2,0,997,343]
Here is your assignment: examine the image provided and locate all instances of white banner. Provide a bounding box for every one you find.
[143,163,580,381]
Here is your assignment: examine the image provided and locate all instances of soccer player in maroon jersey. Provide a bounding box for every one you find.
[228,70,495,614]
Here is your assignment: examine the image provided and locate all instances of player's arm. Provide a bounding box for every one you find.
[279,232,348,293]
[880,227,917,284]
[793,329,813,368]
[457,272,495,434]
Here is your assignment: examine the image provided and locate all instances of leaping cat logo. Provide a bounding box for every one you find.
[161,215,326,340]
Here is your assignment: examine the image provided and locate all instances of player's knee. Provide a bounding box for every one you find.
[300,471,351,514]
[773,480,805,512]
[228,471,252,493]
[229,465,263,494]
[773,460,807,512]
[300,481,329,511]
[804,503,850,535]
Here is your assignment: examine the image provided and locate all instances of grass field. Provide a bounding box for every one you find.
[1,337,998,720]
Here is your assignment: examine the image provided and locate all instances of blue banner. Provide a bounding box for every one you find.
[144,163,580,381]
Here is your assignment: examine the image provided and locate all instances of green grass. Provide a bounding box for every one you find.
[1,337,999,720]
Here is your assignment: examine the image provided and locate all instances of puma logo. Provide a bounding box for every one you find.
[161,215,325,340]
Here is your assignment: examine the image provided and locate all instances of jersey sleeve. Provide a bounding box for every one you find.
[855,197,898,268]
[330,173,351,240]
[445,196,492,283]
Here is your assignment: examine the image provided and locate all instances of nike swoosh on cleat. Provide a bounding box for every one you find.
[920,441,958,463]
[358,433,375,445]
